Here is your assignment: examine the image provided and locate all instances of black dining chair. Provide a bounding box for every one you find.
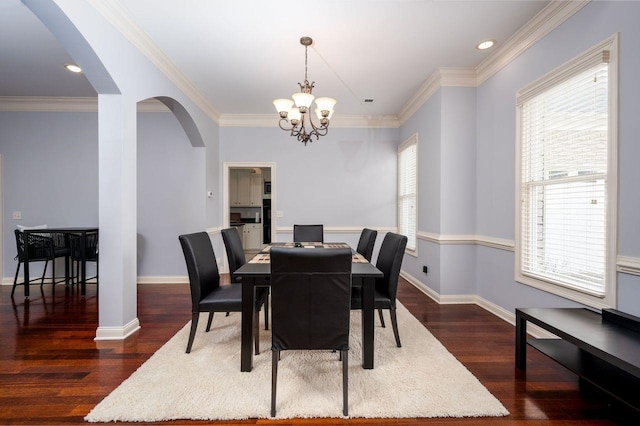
[179,232,268,354]
[351,232,407,347]
[293,224,324,243]
[12,229,57,297]
[270,246,352,417]
[356,228,377,262]
[221,227,269,329]
[69,231,99,287]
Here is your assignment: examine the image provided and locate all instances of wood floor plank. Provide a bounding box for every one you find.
[1,278,638,425]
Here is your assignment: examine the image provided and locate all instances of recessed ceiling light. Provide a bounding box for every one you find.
[64,64,82,73]
[476,39,495,50]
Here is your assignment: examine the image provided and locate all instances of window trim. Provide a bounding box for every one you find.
[398,133,418,257]
[514,34,618,309]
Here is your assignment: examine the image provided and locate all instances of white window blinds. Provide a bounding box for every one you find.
[398,135,417,252]
[518,57,609,296]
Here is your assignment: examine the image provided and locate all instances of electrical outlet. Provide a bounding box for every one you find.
[422,265,428,274]
[276,211,283,218]
[12,211,21,220]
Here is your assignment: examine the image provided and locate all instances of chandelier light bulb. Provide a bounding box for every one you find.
[288,107,302,124]
[315,108,334,120]
[315,97,336,112]
[292,92,315,111]
[273,98,294,116]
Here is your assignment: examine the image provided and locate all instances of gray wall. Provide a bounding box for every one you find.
[475,0,640,316]
[397,0,640,317]
[0,111,98,278]
[0,109,206,280]
[220,126,400,249]
[136,111,205,277]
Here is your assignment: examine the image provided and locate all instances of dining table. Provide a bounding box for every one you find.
[234,242,384,372]
[20,227,98,298]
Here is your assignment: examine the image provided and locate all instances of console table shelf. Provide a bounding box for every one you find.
[516,307,640,413]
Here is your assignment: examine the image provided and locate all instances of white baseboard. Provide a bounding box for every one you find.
[401,270,557,339]
[94,318,141,341]
[137,276,189,284]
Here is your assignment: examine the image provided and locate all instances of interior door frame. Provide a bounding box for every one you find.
[222,161,276,249]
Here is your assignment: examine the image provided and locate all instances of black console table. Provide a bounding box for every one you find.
[516,307,640,412]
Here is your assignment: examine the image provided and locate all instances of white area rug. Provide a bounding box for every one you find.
[85,302,508,421]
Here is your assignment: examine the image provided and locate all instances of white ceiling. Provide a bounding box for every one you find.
[0,0,551,117]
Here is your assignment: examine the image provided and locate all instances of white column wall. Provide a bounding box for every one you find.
[96,94,139,338]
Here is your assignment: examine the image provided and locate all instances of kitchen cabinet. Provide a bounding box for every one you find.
[230,170,262,207]
[244,223,263,250]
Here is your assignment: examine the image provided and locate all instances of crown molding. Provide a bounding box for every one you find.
[0,96,97,112]
[397,70,442,126]
[0,96,170,112]
[5,2,588,127]
[219,113,400,129]
[87,0,220,123]
[398,1,590,125]
[475,0,590,85]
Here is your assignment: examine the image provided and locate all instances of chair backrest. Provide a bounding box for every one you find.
[270,247,352,351]
[70,232,99,261]
[375,232,408,306]
[179,232,221,311]
[293,224,324,243]
[14,229,54,262]
[356,228,377,262]
[221,227,245,281]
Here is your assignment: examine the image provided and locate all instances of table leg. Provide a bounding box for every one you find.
[241,277,256,372]
[361,276,375,369]
[80,232,87,296]
[515,309,527,370]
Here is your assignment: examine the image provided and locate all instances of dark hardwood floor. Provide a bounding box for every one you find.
[1,277,638,425]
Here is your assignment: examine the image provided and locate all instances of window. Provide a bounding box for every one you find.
[515,35,618,309]
[398,134,418,254]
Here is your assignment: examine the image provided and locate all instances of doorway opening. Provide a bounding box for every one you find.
[223,162,276,264]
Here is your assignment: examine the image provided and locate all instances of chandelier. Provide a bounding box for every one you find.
[273,37,336,146]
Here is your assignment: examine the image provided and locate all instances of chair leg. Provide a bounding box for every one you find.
[342,349,349,417]
[50,257,56,288]
[11,262,21,298]
[271,350,279,417]
[254,310,260,355]
[390,307,401,347]
[205,312,214,332]
[39,260,49,288]
[264,292,269,330]
[378,308,386,327]
[186,312,199,354]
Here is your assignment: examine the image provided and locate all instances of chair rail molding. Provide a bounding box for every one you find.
[277,226,398,235]
[617,256,640,276]
[417,232,515,252]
